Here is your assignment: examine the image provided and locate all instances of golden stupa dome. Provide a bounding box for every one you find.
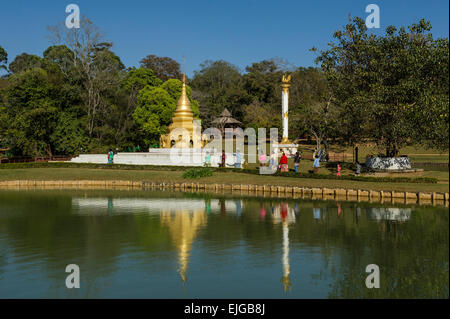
[173,74,193,119]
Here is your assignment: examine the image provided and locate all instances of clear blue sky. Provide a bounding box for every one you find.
[1,0,448,76]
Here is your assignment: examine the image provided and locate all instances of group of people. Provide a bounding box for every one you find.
[259,149,343,176]
[108,146,356,176]
[204,149,243,168]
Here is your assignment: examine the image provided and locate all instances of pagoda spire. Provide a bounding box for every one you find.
[175,73,193,116]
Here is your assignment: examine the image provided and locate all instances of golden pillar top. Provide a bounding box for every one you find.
[281,74,291,94]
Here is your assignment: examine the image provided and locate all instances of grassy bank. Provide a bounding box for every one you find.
[1,166,448,193]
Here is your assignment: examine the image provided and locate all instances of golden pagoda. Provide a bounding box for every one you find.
[160,74,204,148]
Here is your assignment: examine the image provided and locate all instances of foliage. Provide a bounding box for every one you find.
[314,17,449,155]
[140,54,182,82]
[3,68,59,156]
[182,168,213,179]
[133,86,176,146]
[190,60,249,126]
[0,45,7,71]
[9,53,43,73]
[50,112,89,155]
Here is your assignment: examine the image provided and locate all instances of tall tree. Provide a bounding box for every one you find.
[116,68,162,147]
[3,68,60,156]
[47,16,124,138]
[241,59,284,135]
[314,17,449,156]
[0,45,7,71]
[190,60,248,127]
[133,86,176,147]
[292,67,338,152]
[9,53,43,74]
[140,54,182,82]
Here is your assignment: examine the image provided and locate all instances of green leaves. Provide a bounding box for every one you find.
[132,79,200,147]
[133,86,176,146]
[315,17,449,155]
[0,45,7,71]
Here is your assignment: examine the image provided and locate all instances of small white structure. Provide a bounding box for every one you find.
[365,156,411,171]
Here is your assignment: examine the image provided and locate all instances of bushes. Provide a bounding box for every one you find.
[182,168,213,179]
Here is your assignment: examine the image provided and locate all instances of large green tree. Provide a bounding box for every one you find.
[48,17,125,139]
[315,17,449,156]
[3,68,60,156]
[0,45,7,71]
[9,53,43,74]
[190,60,248,127]
[133,86,176,146]
[140,54,182,82]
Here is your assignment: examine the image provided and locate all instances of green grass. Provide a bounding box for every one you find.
[0,166,448,193]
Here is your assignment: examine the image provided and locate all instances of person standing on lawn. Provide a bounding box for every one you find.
[234,149,242,168]
[293,151,301,173]
[204,152,211,167]
[355,161,361,175]
[313,155,320,173]
[270,151,278,171]
[107,149,114,164]
[279,152,288,172]
[220,150,226,167]
[259,150,267,167]
[336,163,341,176]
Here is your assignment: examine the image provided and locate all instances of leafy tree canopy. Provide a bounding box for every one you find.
[140,54,182,82]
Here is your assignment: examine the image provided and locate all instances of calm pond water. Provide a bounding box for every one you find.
[0,189,448,299]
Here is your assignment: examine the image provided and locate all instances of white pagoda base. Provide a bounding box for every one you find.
[70,148,244,167]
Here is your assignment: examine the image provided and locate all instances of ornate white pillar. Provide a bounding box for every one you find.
[281,75,291,144]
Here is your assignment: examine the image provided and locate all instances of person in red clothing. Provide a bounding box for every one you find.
[279,152,288,172]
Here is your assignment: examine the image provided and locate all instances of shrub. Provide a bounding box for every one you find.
[182,168,213,179]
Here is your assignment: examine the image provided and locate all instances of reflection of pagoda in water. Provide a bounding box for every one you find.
[160,208,207,285]
[71,197,242,285]
[72,198,241,215]
[271,202,296,293]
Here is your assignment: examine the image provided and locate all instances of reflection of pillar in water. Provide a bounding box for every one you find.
[356,207,361,223]
[235,200,242,217]
[281,220,292,292]
[161,209,207,286]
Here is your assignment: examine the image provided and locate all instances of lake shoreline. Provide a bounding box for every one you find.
[0,179,448,207]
